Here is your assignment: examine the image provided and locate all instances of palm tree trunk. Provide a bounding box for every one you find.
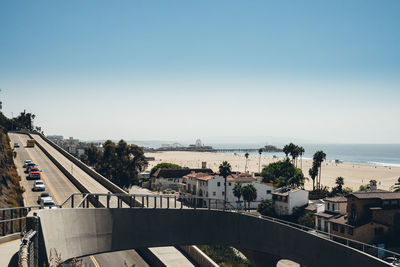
[259,155,261,173]
[224,176,227,210]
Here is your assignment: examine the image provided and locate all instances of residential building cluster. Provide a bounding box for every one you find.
[47,135,102,158]
[311,180,400,246]
[147,165,309,211]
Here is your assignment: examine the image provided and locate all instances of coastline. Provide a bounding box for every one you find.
[144,151,400,192]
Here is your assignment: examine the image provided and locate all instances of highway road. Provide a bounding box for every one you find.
[8,133,149,267]
[29,133,194,266]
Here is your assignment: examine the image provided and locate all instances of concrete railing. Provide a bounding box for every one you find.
[29,208,394,267]
[31,132,127,195]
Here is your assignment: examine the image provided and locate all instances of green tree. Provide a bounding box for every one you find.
[219,161,232,209]
[233,182,242,202]
[242,184,257,210]
[150,162,182,176]
[298,212,315,228]
[261,159,304,188]
[257,199,274,216]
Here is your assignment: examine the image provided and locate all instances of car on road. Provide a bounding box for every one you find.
[40,199,57,209]
[28,171,41,180]
[37,192,52,204]
[14,142,19,148]
[23,160,32,168]
[33,180,45,191]
[25,163,36,173]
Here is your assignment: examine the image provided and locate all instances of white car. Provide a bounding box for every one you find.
[40,199,57,209]
[37,192,52,204]
[14,142,19,148]
[33,180,45,191]
[23,160,32,168]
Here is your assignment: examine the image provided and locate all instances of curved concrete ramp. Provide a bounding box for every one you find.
[31,208,390,267]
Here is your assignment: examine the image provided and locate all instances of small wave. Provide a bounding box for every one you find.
[368,162,400,167]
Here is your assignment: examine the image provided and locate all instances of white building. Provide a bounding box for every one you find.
[183,172,275,209]
[314,196,347,233]
[272,187,309,216]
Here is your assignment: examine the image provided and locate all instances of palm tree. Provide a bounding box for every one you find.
[241,184,257,210]
[258,148,263,173]
[219,161,232,209]
[392,177,400,192]
[244,153,249,173]
[335,176,344,192]
[283,144,290,158]
[309,165,318,191]
[233,182,242,202]
[313,151,326,189]
[298,146,305,171]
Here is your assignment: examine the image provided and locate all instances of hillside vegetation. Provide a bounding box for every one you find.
[0,127,24,208]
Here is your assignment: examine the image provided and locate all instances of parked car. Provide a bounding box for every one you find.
[33,180,45,191]
[14,142,19,148]
[40,199,57,209]
[37,192,52,204]
[23,160,32,168]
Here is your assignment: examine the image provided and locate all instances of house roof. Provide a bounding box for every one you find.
[315,212,336,219]
[328,214,348,226]
[272,187,300,196]
[185,172,214,181]
[305,204,317,212]
[153,168,213,178]
[227,176,256,183]
[347,190,400,200]
[324,196,347,203]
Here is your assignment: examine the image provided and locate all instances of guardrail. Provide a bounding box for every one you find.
[0,206,42,237]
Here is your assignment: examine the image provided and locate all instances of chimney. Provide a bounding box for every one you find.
[369,179,377,190]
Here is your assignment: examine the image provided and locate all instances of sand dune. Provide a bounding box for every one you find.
[145,151,400,191]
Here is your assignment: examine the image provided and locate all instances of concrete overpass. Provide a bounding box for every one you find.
[28,205,393,267]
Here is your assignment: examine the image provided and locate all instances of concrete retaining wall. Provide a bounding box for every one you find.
[179,245,219,267]
[31,208,391,267]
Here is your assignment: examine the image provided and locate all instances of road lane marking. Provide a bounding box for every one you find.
[90,255,100,267]
[17,135,62,204]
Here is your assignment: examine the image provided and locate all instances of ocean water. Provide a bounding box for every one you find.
[212,144,400,166]
[130,141,400,166]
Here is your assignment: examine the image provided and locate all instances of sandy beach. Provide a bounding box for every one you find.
[145,151,400,191]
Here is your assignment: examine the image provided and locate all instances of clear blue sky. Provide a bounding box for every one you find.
[1,0,399,143]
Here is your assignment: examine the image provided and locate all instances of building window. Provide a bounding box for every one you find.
[390,200,399,209]
[348,227,353,235]
[213,192,216,196]
[332,223,338,231]
[229,182,231,186]
[340,226,345,234]
[222,191,225,195]
[217,182,221,187]
[332,204,335,211]
[383,200,390,209]
[327,203,330,210]
[375,227,384,236]
[267,190,271,194]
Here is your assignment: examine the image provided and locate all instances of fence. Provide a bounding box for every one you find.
[18,230,37,267]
